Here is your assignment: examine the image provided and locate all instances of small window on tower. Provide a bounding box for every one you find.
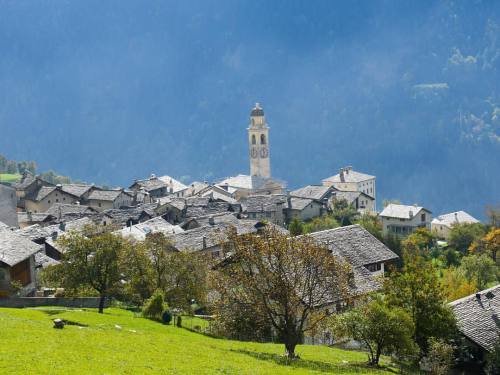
[260,134,266,144]
[252,135,256,144]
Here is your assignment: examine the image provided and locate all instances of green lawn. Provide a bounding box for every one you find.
[0,308,397,374]
[0,173,20,183]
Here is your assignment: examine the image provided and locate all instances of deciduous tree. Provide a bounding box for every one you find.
[211,228,351,358]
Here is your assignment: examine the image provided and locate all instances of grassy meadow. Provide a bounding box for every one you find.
[0,173,20,183]
[0,307,397,375]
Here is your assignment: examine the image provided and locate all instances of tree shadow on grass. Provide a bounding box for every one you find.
[230,349,397,374]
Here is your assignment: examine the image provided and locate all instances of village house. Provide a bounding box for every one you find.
[86,189,133,212]
[17,212,56,229]
[45,203,98,223]
[290,185,336,204]
[196,184,238,204]
[101,204,157,227]
[0,228,41,297]
[431,210,480,239]
[322,166,376,211]
[449,285,500,366]
[330,190,375,213]
[308,224,399,276]
[379,203,432,237]
[217,175,285,200]
[24,185,81,213]
[286,197,324,222]
[0,184,18,227]
[243,194,288,226]
[115,216,184,241]
[12,171,52,209]
[129,175,169,199]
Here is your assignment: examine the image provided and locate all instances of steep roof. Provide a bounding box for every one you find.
[130,177,167,192]
[157,175,188,193]
[0,228,41,266]
[60,184,93,198]
[46,203,96,216]
[449,285,500,352]
[289,197,316,211]
[322,168,375,184]
[32,186,57,201]
[244,194,288,212]
[432,211,479,228]
[307,224,398,267]
[290,185,333,201]
[379,203,431,219]
[87,189,124,201]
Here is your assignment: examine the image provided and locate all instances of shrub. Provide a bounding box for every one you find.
[142,290,168,321]
[162,310,172,325]
[176,316,182,328]
[426,338,454,375]
[485,340,500,375]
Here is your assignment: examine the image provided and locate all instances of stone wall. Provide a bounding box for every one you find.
[0,297,110,308]
[0,184,17,227]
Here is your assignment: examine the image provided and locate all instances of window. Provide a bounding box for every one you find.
[252,135,256,144]
[260,134,266,144]
[98,203,102,207]
[63,197,66,201]
[421,213,426,222]
[366,263,382,272]
[48,200,51,204]
[55,199,59,202]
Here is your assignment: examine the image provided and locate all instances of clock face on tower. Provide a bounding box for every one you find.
[250,147,258,159]
[260,147,268,158]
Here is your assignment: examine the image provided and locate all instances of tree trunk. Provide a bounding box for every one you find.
[98,294,106,314]
[285,340,297,359]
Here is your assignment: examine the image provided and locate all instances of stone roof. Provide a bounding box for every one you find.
[12,172,36,190]
[432,211,479,228]
[157,175,188,193]
[102,205,155,225]
[18,212,55,224]
[46,203,96,217]
[60,184,93,198]
[290,185,333,201]
[35,251,60,268]
[307,224,398,267]
[32,186,57,201]
[130,177,167,192]
[15,217,94,242]
[244,194,288,213]
[332,191,363,204]
[322,167,375,184]
[0,228,42,266]
[87,189,123,201]
[379,203,431,219]
[169,220,287,253]
[449,285,500,352]
[289,197,316,211]
[116,217,184,241]
[158,197,186,211]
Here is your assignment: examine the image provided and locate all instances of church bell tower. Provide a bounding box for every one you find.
[248,103,271,178]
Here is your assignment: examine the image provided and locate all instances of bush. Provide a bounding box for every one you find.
[176,316,182,328]
[142,290,168,321]
[426,338,454,375]
[162,310,172,325]
[485,340,500,375]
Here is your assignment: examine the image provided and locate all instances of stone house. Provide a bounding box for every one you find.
[379,203,432,237]
[217,174,285,200]
[308,224,399,276]
[322,166,376,211]
[101,204,156,227]
[431,211,480,239]
[0,184,18,227]
[129,175,169,199]
[286,197,324,222]
[0,228,41,297]
[12,172,52,209]
[24,185,81,213]
[330,191,375,213]
[86,189,133,212]
[243,194,288,226]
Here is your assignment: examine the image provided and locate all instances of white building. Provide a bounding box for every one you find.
[431,211,480,239]
[322,166,376,211]
[379,203,432,237]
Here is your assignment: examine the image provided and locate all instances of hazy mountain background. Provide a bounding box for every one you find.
[0,0,498,218]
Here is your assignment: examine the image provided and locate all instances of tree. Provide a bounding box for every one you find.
[302,214,339,234]
[484,228,500,262]
[485,339,500,375]
[331,198,359,226]
[120,240,155,305]
[402,228,435,254]
[52,230,126,313]
[441,267,477,301]
[330,297,416,366]
[355,212,383,241]
[486,205,500,229]
[426,338,454,375]
[448,223,487,255]
[288,217,304,236]
[211,228,351,358]
[142,289,168,321]
[384,251,456,353]
[459,254,498,290]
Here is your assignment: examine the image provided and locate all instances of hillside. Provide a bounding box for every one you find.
[0,307,394,374]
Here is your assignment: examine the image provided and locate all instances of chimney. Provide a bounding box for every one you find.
[339,168,345,182]
[454,212,458,222]
[27,211,33,222]
[409,210,414,219]
[51,231,58,241]
[202,236,207,249]
[208,217,215,225]
[59,222,66,231]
